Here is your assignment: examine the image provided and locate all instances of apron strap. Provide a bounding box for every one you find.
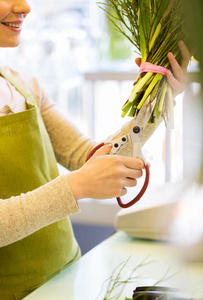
[0,66,35,103]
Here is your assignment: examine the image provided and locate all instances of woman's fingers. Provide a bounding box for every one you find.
[178,40,191,74]
[123,156,144,170]
[93,144,112,156]
[125,177,138,187]
[167,41,191,82]
[166,69,184,95]
[135,41,191,98]
[166,41,191,97]
[92,145,145,174]
[167,52,186,85]
[70,143,146,200]
[120,187,127,196]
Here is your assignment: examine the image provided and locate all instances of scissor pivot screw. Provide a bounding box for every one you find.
[114,143,119,148]
[133,126,140,134]
[122,137,126,142]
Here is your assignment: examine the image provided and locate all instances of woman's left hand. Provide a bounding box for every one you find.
[135,40,191,98]
[166,40,191,97]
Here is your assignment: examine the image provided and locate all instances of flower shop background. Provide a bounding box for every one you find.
[0,0,201,254]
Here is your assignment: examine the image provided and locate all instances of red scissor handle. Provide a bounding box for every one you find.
[85,142,105,162]
[116,163,150,208]
[85,143,150,208]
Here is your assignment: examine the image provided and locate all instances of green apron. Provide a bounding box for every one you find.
[0,69,81,300]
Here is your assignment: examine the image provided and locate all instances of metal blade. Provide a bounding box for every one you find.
[132,96,156,129]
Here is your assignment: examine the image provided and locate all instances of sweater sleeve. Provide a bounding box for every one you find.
[39,91,95,170]
[0,175,79,247]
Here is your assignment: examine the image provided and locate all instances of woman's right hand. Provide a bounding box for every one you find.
[66,145,144,201]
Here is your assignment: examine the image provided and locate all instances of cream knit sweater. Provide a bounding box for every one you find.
[0,66,159,247]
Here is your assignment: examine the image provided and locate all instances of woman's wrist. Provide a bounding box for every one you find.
[66,170,87,201]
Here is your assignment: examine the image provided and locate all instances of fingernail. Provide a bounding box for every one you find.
[169,52,174,59]
[179,40,185,47]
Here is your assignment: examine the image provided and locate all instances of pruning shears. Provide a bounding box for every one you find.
[86,96,155,209]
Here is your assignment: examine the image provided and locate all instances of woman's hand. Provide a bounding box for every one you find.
[135,40,191,98]
[67,145,144,201]
[166,40,191,97]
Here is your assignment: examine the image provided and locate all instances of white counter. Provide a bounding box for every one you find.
[23,231,203,300]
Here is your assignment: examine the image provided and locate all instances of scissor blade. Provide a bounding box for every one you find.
[133,96,156,129]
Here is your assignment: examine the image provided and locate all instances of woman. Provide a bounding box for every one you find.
[0,0,191,299]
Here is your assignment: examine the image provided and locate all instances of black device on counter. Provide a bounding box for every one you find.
[132,286,192,299]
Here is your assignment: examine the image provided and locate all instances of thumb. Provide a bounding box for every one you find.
[93,144,112,157]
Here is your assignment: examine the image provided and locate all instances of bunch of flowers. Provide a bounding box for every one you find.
[98,0,189,127]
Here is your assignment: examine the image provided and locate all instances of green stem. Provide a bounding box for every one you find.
[137,73,163,109]
[122,101,133,113]
[149,0,175,52]
[129,72,153,102]
[149,80,160,102]
[128,105,136,117]
[149,22,162,52]
[158,82,167,114]
[153,98,160,120]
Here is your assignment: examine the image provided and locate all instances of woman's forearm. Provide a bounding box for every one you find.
[0,175,79,247]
